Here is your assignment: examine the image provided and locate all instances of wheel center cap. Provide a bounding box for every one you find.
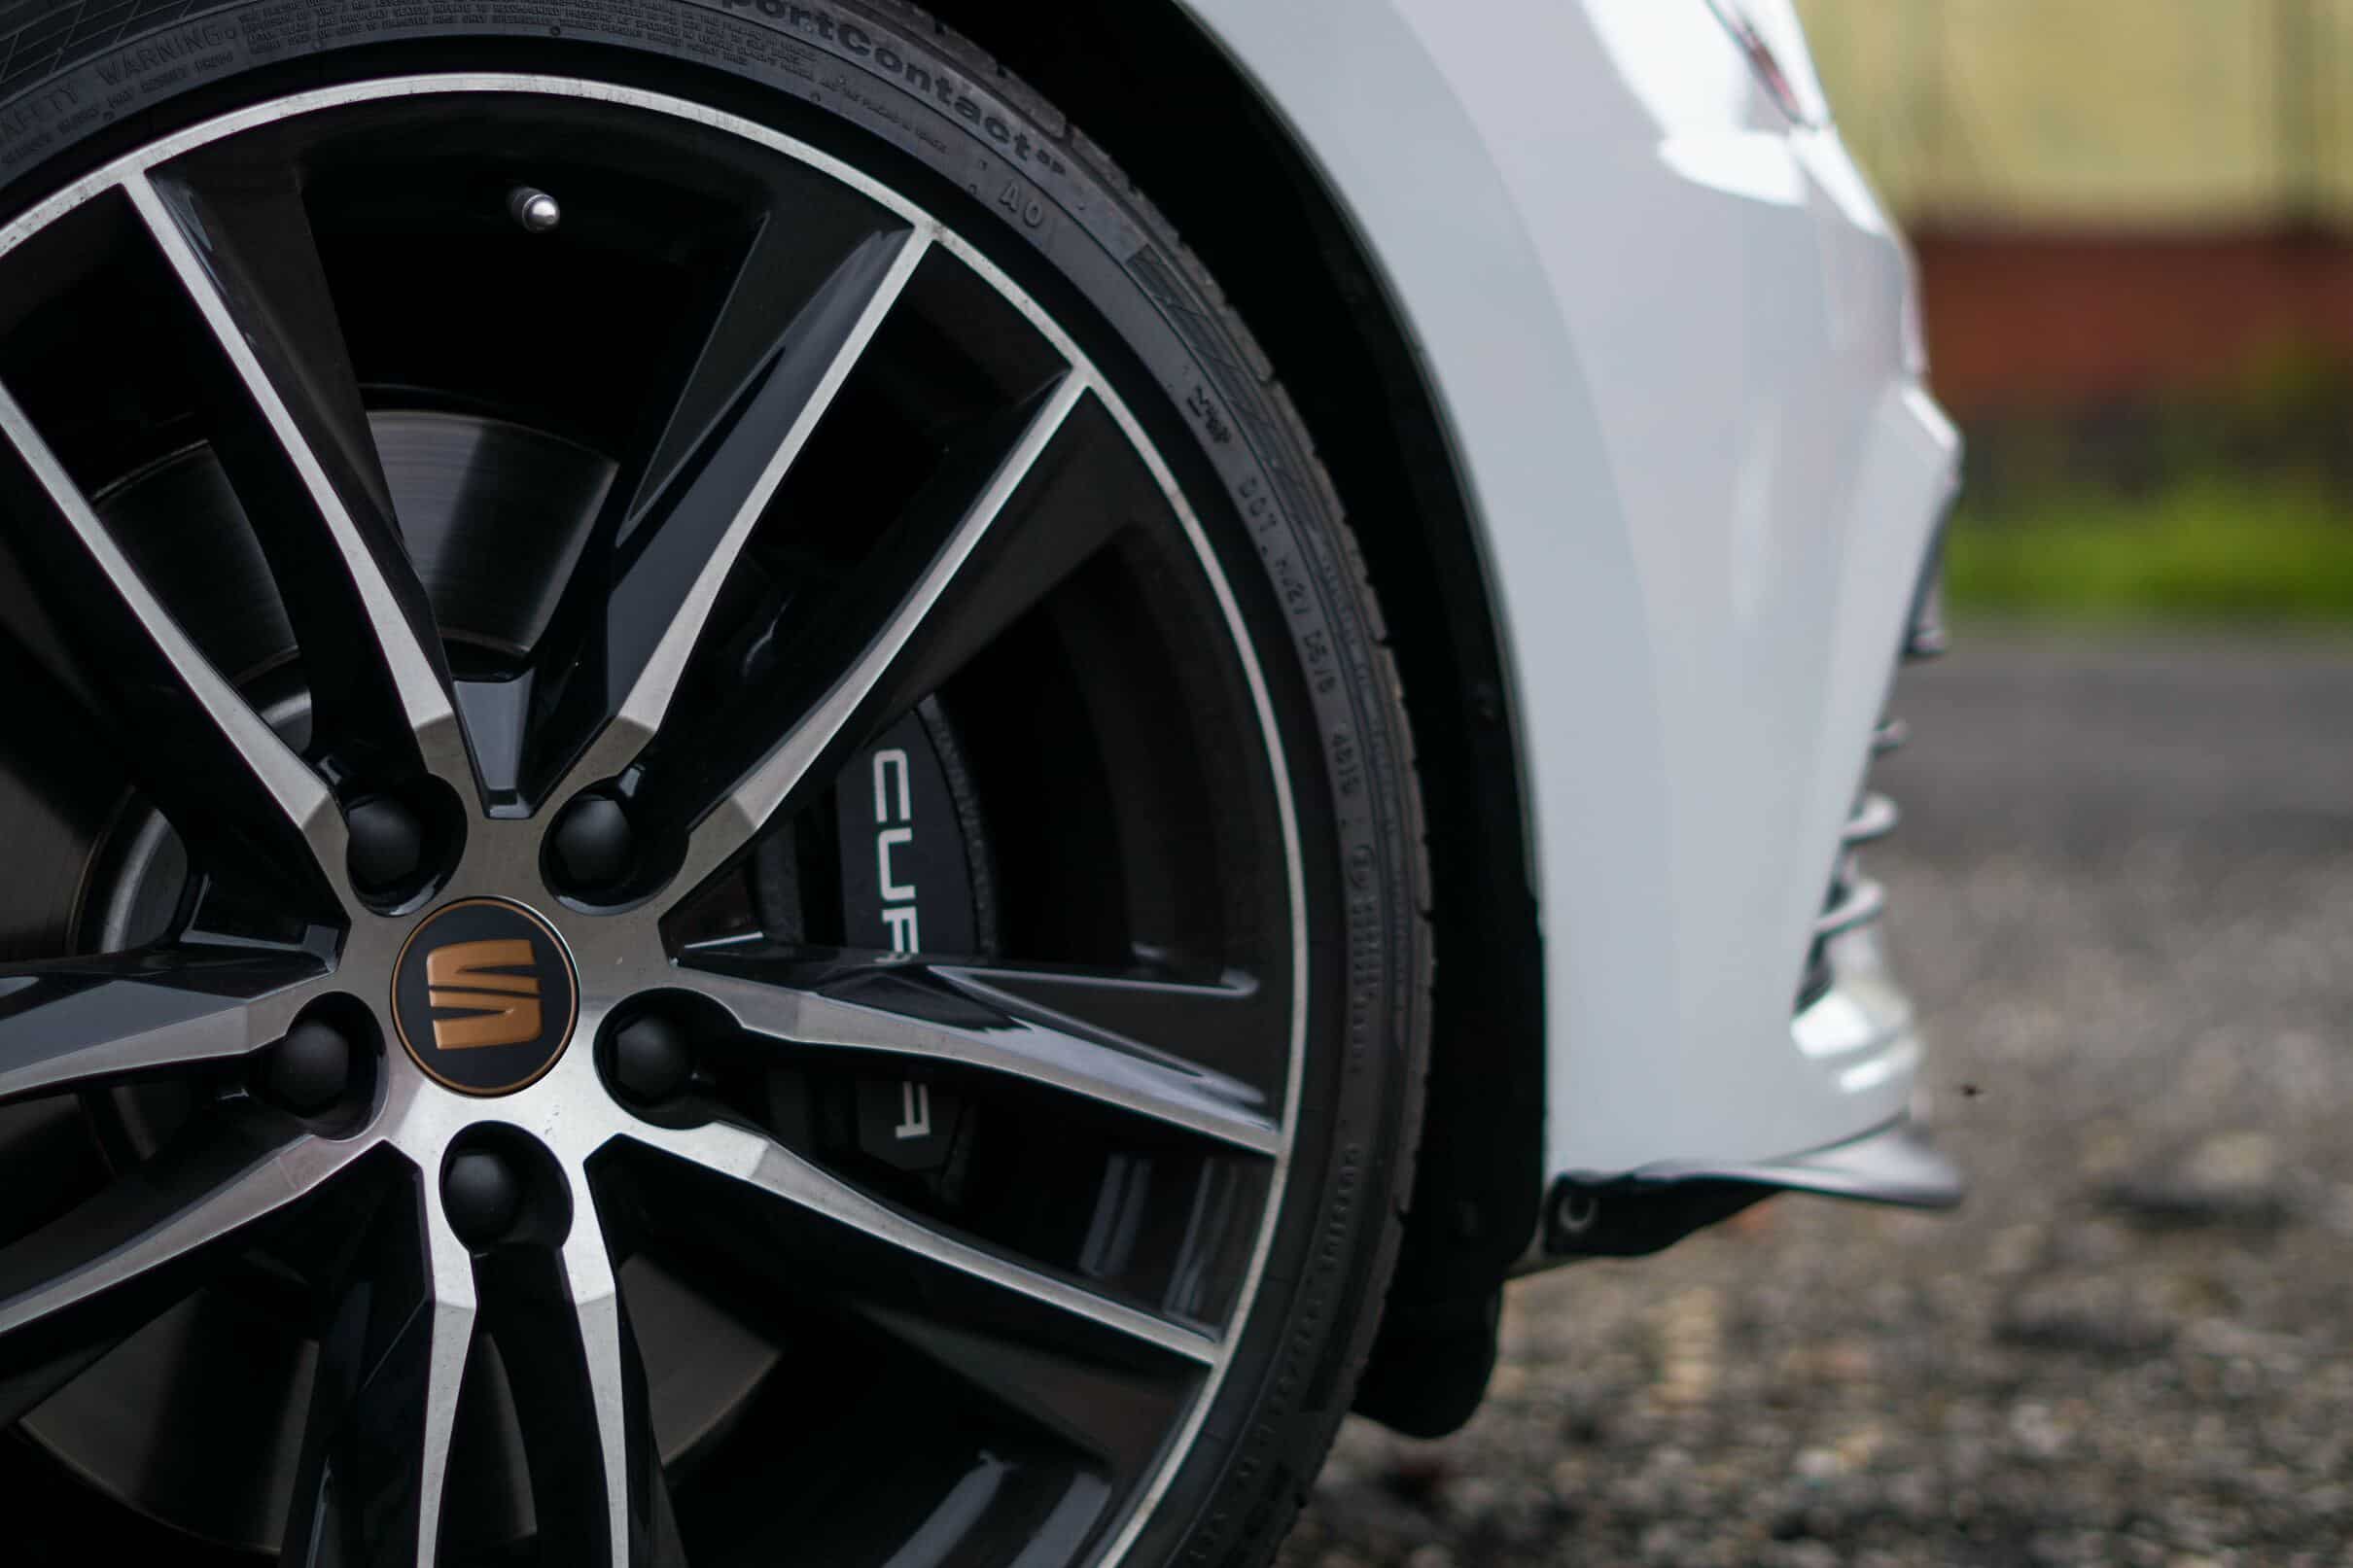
[392,897,579,1097]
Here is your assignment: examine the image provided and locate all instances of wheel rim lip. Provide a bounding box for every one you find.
[0,71,1314,1566]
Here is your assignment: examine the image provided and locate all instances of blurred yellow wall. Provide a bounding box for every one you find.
[1797,0,2353,229]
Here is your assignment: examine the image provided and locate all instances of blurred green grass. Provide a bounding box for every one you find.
[1946,477,2353,621]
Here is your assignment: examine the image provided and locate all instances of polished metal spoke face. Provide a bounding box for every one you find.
[541,222,936,807]
[0,76,1305,1568]
[677,957,1284,1157]
[123,166,481,814]
[0,378,350,913]
[625,1118,1222,1365]
[657,371,1090,896]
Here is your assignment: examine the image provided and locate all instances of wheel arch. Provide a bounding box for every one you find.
[914,0,1548,1435]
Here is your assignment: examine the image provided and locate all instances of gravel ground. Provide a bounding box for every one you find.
[1279,631,2353,1568]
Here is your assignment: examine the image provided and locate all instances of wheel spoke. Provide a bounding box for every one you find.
[0,375,344,906]
[678,957,1282,1156]
[0,1105,365,1422]
[414,1196,476,1568]
[0,945,330,1106]
[648,372,1092,900]
[567,1211,687,1568]
[622,1120,1219,1366]
[472,1197,682,1568]
[123,166,476,801]
[541,223,931,801]
[279,1162,474,1568]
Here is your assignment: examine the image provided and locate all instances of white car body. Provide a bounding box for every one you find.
[1184,0,1959,1188]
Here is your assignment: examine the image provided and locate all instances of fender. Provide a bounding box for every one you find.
[919,0,1959,1435]
[1180,0,1958,1184]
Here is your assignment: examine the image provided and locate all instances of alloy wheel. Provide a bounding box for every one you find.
[0,76,1310,1565]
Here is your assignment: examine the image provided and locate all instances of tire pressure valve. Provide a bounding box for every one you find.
[509,186,562,233]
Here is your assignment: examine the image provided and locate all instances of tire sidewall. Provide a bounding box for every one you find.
[0,5,1426,1563]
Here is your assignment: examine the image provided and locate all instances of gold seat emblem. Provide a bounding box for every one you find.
[425,939,544,1050]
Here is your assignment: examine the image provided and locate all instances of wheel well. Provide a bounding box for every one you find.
[916,0,1548,1435]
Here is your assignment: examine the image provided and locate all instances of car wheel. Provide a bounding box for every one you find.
[0,5,1429,1565]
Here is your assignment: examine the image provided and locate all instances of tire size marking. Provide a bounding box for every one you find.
[1187,383,1235,446]
[998,179,1047,230]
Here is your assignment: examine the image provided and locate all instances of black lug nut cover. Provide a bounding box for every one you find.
[551,794,635,890]
[609,1014,692,1106]
[266,1017,352,1115]
[346,796,425,892]
[443,1150,524,1247]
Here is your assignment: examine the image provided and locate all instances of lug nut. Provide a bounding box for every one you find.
[443,1150,524,1248]
[608,1014,692,1106]
[345,796,425,894]
[549,793,635,893]
[264,1016,352,1116]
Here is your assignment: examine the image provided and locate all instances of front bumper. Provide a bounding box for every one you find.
[1533,531,1964,1264]
[1538,1108,1963,1261]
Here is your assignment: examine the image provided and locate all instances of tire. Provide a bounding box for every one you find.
[0,5,1429,1565]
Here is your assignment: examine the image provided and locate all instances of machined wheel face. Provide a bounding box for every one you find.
[0,68,1378,1566]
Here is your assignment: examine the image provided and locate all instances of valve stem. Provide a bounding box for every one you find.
[509,186,562,234]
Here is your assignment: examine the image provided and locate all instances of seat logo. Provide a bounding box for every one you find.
[426,939,544,1050]
[391,898,579,1097]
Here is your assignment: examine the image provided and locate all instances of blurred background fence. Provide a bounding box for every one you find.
[1797,0,2353,619]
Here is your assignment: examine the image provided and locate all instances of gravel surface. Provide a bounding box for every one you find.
[1279,632,2353,1568]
